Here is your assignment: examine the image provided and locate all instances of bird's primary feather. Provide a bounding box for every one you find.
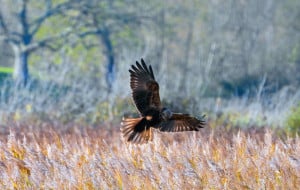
[158,113,205,132]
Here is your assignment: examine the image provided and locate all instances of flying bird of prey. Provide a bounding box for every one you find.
[121,59,205,144]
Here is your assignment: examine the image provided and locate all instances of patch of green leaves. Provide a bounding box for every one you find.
[285,103,300,136]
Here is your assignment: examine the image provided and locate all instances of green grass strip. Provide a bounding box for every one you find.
[0,66,13,74]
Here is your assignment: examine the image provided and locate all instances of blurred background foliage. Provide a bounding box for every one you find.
[0,0,299,134]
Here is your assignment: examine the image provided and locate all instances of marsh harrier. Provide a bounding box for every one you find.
[121,59,205,144]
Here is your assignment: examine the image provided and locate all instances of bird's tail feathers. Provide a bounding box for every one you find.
[120,117,153,144]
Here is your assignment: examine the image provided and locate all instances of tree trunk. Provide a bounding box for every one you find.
[11,44,29,86]
[101,28,115,93]
[99,28,115,122]
[179,18,194,93]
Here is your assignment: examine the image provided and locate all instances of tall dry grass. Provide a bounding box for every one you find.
[0,123,299,189]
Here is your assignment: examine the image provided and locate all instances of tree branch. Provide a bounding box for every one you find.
[78,29,102,38]
[19,0,29,36]
[25,28,72,52]
[0,12,21,44]
[0,9,25,45]
[0,10,8,34]
[31,0,74,36]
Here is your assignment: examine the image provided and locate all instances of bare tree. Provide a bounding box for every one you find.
[71,0,158,92]
[0,0,74,86]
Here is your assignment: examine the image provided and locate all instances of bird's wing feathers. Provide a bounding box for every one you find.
[159,113,205,132]
[129,59,161,115]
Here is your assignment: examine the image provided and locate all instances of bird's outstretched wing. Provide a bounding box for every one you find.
[129,59,162,116]
[158,114,205,132]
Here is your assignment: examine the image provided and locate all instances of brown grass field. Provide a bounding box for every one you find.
[0,122,299,189]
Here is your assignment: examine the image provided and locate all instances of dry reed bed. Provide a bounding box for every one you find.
[0,124,299,189]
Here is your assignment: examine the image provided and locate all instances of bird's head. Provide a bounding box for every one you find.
[161,107,173,120]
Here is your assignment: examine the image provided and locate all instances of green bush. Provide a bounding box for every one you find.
[0,71,12,85]
[285,103,300,136]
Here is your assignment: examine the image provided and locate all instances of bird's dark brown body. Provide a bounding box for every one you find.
[121,59,205,144]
